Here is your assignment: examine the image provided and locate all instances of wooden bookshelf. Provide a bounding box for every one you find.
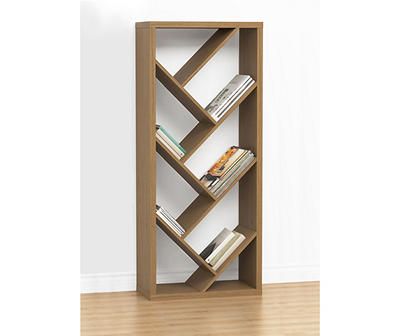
[136,21,263,300]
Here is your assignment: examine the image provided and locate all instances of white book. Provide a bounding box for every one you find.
[156,206,184,234]
[156,129,184,157]
[213,79,255,121]
[157,211,183,236]
[212,232,246,270]
[211,78,254,119]
[208,232,241,266]
[159,207,185,234]
[205,75,252,116]
[199,228,235,263]
[156,133,182,160]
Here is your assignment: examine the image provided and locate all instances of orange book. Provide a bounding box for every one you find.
[200,146,245,187]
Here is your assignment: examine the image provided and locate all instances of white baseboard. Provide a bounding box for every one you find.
[81,264,319,294]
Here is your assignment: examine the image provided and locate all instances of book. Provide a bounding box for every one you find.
[213,153,255,196]
[208,231,241,266]
[156,205,185,236]
[205,75,252,116]
[200,147,246,188]
[199,228,235,263]
[208,150,250,189]
[156,125,186,154]
[213,79,255,121]
[156,133,182,160]
[212,231,246,270]
[210,77,254,118]
[158,206,185,234]
[156,125,185,158]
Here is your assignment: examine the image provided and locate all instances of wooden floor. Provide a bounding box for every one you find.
[81,281,319,336]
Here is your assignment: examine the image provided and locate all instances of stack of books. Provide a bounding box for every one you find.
[205,75,255,121]
[156,125,186,160]
[200,228,245,270]
[156,205,185,237]
[200,146,255,197]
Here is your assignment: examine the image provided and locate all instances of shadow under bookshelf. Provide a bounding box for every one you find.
[136,21,263,300]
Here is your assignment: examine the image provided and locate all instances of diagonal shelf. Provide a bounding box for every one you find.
[180,82,257,163]
[185,225,257,292]
[174,28,238,86]
[156,61,216,125]
[156,214,217,275]
[178,158,257,238]
[156,138,216,200]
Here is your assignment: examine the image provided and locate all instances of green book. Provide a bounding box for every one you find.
[156,125,186,154]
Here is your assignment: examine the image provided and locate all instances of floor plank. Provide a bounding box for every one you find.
[81,281,320,336]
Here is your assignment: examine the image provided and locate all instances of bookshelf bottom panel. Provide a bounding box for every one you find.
[154,280,260,299]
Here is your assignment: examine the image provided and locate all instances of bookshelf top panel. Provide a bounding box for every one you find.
[136,21,263,29]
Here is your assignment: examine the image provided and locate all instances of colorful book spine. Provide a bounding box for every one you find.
[156,133,182,160]
[156,125,186,154]
[213,154,255,196]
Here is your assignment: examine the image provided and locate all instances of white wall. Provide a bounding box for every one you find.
[81,0,319,293]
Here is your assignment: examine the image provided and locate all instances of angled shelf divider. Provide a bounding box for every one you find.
[180,82,257,162]
[156,61,215,125]
[174,28,238,86]
[156,138,216,199]
[178,158,257,237]
[186,225,257,292]
[156,214,217,275]
[136,21,263,300]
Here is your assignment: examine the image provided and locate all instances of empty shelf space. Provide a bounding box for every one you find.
[155,280,257,299]
[156,61,216,125]
[174,28,238,86]
[156,138,216,199]
[156,214,217,275]
[177,159,257,236]
[179,83,257,162]
[185,225,257,292]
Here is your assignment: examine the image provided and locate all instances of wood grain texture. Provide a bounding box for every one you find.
[177,159,257,237]
[174,28,238,86]
[135,26,156,299]
[81,282,320,336]
[136,22,263,300]
[136,21,263,29]
[238,27,263,290]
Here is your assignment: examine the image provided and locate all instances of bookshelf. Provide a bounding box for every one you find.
[136,21,262,300]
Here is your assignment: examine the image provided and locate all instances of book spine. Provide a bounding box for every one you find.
[210,152,251,192]
[211,78,253,118]
[156,134,182,160]
[159,207,185,233]
[212,233,246,270]
[214,79,255,121]
[156,211,183,236]
[158,126,186,154]
[213,154,255,196]
[156,130,184,157]
[205,76,251,115]
[205,232,235,263]
[209,233,241,266]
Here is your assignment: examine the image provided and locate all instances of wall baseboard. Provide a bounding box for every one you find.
[81,264,319,294]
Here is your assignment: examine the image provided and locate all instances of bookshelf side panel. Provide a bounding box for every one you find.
[238,27,263,290]
[136,26,156,299]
